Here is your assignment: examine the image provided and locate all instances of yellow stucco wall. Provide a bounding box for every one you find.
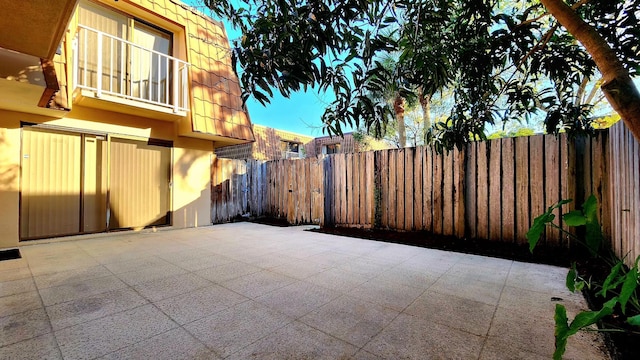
[172,143,212,228]
[0,118,21,249]
[0,107,213,248]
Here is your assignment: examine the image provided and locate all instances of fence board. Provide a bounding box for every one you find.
[396,149,405,230]
[423,147,433,232]
[476,142,489,240]
[405,148,414,230]
[561,135,575,248]
[501,138,515,242]
[528,136,544,245]
[514,136,531,244]
[389,150,397,229]
[358,153,365,225]
[453,148,465,238]
[545,136,561,246]
[380,150,388,228]
[443,149,454,236]
[488,140,502,241]
[366,152,375,226]
[465,143,477,238]
[432,148,443,234]
[345,154,358,225]
[413,147,423,230]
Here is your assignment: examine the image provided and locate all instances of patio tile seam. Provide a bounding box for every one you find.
[48,301,152,334]
[22,261,64,358]
[233,318,361,359]
[215,313,297,359]
[477,259,515,359]
[352,275,442,354]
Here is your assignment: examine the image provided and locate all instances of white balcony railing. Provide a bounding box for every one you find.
[73,25,189,113]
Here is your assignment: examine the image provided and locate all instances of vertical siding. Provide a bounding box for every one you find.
[20,130,82,239]
[109,138,170,229]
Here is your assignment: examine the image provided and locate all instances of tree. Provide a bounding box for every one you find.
[202,0,640,149]
[366,55,410,147]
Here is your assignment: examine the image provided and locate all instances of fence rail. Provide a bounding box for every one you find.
[211,125,637,265]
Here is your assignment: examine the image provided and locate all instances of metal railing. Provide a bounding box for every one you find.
[73,25,189,113]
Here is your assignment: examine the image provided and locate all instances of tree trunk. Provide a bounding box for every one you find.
[393,95,406,148]
[540,0,640,142]
[419,90,432,130]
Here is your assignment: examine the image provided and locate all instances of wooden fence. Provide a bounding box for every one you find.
[607,121,639,265]
[211,126,637,263]
[265,157,324,224]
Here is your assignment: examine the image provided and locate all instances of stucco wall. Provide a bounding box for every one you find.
[0,117,21,249]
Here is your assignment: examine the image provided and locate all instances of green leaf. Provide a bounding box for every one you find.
[553,304,570,360]
[598,261,623,298]
[566,265,577,292]
[562,210,586,227]
[583,195,598,221]
[527,199,572,253]
[627,314,640,326]
[585,221,603,256]
[619,268,639,314]
[569,297,617,332]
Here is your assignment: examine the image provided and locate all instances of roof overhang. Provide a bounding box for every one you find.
[0,0,78,59]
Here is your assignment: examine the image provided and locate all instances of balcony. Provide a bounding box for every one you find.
[72,25,189,119]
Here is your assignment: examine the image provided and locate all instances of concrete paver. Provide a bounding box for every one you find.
[0,222,610,359]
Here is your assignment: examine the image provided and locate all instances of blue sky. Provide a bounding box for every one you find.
[186,1,342,137]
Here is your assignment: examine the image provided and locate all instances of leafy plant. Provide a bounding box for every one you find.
[527,195,640,360]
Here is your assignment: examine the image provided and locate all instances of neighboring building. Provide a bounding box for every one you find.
[0,0,254,249]
[216,125,391,160]
[306,132,390,157]
[215,124,313,160]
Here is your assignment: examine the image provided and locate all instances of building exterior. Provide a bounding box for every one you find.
[0,0,254,249]
[215,125,391,160]
[215,124,313,160]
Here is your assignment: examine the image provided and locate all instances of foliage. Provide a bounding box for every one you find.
[527,195,640,359]
[592,113,621,129]
[202,0,640,150]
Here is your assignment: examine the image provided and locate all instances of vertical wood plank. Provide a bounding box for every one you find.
[423,146,433,232]
[476,142,489,240]
[367,151,375,226]
[433,148,444,235]
[405,147,414,230]
[561,134,576,248]
[465,142,477,238]
[396,149,405,231]
[515,137,531,244]
[454,147,466,238]
[340,154,347,225]
[347,153,354,225]
[528,136,544,245]
[443,149,454,236]
[545,135,561,246]
[359,153,366,226]
[488,140,502,241]
[501,138,515,242]
[389,150,397,229]
[414,146,423,231]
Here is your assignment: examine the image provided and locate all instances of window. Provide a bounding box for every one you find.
[280,141,302,158]
[322,143,341,154]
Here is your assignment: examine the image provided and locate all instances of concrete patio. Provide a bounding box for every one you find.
[1,222,608,359]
